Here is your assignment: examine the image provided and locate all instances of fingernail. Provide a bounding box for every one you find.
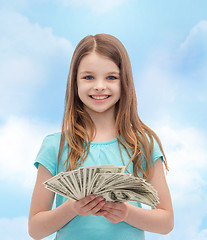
[91,195,95,200]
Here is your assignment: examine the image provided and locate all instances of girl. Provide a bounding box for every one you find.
[28,34,174,240]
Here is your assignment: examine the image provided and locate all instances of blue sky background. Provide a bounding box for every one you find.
[0,0,207,239]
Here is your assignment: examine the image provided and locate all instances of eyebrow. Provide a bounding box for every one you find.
[79,71,120,75]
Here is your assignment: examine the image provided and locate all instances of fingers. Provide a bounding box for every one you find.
[94,209,107,216]
[101,206,120,215]
[93,201,121,216]
[102,202,123,210]
[77,194,96,208]
[73,197,128,222]
[103,212,122,223]
[100,202,129,223]
[101,202,126,215]
[73,195,105,215]
[82,196,105,214]
[86,198,105,215]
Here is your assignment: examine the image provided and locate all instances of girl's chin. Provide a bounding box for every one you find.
[84,106,114,115]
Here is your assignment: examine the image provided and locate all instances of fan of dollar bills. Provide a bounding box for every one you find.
[44,165,159,208]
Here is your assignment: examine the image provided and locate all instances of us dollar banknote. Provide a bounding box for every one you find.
[43,165,159,208]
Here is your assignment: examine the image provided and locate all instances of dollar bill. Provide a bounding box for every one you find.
[43,165,159,208]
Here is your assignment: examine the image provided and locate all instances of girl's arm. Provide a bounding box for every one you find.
[97,158,174,234]
[28,164,77,239]
[124,158,174,234]
[28,164,106,239]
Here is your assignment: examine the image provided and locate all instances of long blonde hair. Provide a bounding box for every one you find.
[57,34,168,178]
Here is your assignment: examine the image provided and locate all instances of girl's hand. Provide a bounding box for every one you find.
[71,195,106,216]
[95,202,129,223]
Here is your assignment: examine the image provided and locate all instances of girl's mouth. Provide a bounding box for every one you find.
[90,95,110,100]
[89,95,111,102]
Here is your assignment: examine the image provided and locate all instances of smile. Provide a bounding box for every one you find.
[90,95,110,100]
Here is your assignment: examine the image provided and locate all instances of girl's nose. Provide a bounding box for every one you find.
[94,80,106,91]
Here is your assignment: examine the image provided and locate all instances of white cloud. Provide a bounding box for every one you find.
[2,0,134,14]
[0,9,73,119]
[0,216,53,240]
[0,116,59,189]
[54,0,133,14]
[157,125,207,199]
[0,216,29,240]
[135,50,179,122]
[179,20,207,53]
[192,229,207,240]
[0,0,29,10]
[138,54,178,102]
[176,20,207,80]
[1,0,51,11]
[145,123,207,240]
[152,124,207,239]
[136,21,207,126]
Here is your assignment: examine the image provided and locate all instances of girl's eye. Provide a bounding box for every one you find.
[107,76,117,80]
[84,75,117,80]
[85,75,93,80]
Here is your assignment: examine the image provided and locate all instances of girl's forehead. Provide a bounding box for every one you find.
[78,52,119,75]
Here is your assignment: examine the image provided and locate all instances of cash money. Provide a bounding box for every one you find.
[43,165,159,208]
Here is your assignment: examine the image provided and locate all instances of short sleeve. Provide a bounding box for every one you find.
[141,134,164,172]
[34,134,58,176]
[150,136,164,166]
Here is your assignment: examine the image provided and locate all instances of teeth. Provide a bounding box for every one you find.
[91,96,109,100]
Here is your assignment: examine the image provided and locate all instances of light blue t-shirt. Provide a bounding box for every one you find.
[34,132,163,240]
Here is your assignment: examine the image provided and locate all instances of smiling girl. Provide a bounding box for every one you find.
[28,34,174,240]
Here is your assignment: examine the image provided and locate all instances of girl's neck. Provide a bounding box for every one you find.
[86,110,117,142]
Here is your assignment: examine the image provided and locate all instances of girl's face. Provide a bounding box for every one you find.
[77,52,121,116]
